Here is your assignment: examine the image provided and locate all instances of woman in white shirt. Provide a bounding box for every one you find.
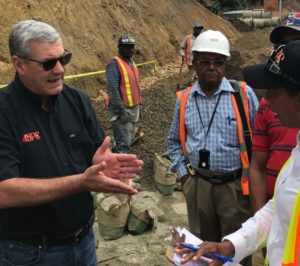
[176,41,300,266]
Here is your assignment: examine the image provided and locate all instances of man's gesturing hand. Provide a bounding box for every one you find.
[83,163,138,195]
[92,136,143,179]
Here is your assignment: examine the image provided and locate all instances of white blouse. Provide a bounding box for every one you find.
[224,133,300,266]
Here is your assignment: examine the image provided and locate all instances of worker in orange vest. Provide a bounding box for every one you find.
[176,40,300,266]
[168,30,258,266]
[106,35,141,155]
[180,23,204,85]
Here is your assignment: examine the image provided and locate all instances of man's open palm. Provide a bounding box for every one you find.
[92,136,143,179]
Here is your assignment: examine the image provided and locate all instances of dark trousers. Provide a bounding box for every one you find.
[183,176,252,266]
[0,228,97,266]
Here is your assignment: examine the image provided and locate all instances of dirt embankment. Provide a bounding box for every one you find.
[0,1,246,183]
[0,1,298,265]
[0,0,239,95]
[0,0,275,209]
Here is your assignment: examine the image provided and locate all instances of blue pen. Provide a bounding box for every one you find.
[227,116,231,126]
[180,243,199,252]
[180,243,234,263]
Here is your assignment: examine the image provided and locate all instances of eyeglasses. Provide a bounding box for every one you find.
[194,59,226,68]
[18,50,72,71]
[265,45,300,87]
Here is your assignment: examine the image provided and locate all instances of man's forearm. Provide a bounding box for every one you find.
[0,174,85,208]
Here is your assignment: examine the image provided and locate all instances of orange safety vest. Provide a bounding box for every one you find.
[185,34,192,65]
[176,82,252,195]
[111,55,141,107]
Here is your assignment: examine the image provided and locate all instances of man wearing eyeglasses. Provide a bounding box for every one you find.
[176,39,300,266]
[168,30,258,266]
[0,20,143,266]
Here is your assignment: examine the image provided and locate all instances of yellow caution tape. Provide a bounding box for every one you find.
[64,69,106,80]
[0,60,157,89]
[136,60,157,71]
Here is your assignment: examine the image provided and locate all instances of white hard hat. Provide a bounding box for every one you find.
[192,30,230,58]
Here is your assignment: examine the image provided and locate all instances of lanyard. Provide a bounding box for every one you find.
[195,91,222,148]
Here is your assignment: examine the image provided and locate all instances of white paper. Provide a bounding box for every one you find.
[172,227,240,266]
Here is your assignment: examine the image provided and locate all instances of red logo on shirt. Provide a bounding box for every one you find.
[22,131,41,143]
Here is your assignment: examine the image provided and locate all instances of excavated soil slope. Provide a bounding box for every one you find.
[0,0,239,94]
[0,1,299,265]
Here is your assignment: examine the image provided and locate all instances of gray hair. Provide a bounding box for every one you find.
[9,20,61,57]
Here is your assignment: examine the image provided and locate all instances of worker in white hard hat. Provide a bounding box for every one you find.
[167,30,258,266]
[180,23,204,85]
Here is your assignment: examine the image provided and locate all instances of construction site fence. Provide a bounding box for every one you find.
[0,60,157,89]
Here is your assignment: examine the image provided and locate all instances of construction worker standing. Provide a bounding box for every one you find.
[106,35,141,155]
[180,23,204,85]
[177,40,300,266]
[168,30,258,266]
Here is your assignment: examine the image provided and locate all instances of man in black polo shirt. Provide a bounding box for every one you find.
[0,20,143,266]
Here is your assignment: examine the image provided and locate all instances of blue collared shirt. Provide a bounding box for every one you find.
[167,77,259,179]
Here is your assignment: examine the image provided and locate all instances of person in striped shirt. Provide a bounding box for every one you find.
[250,12,300,214]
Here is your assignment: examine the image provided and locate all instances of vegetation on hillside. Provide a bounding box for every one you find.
[198,0,248,14]
[213,0,248,11]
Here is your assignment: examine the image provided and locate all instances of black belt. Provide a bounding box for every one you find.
[196,168,242,184]
[19,213,95,246]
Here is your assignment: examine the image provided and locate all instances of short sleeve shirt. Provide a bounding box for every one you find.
[0,75,105,239]
[252,97,298,196]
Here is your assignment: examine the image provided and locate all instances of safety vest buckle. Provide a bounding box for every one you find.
[243,130,251,137]
[186,163,196,176]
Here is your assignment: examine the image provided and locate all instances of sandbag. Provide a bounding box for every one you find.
[153,153,177,196]
[96,193,130,240]
[127,191,164,235]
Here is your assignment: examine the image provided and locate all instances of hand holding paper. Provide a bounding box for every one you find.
[172,227,239,266]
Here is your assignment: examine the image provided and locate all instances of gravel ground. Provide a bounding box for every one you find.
[90,56,265,266]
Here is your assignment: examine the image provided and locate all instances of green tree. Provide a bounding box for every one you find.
[212,0,247,12]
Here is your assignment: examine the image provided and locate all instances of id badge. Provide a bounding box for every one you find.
[199,149,210,169]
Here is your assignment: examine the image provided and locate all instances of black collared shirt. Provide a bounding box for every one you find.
[0,75,105,239]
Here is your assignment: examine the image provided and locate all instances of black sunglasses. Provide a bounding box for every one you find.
[265,45,300,87]
[18,50,72,71]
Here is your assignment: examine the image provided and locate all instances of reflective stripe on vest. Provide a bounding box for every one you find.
[176,83,251,195]
[114,56,141,107]
[265,158,300,266]
[282,190,300,266]
[273,158,300,266]
[185,34,192,65]
[230,81,252,195]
